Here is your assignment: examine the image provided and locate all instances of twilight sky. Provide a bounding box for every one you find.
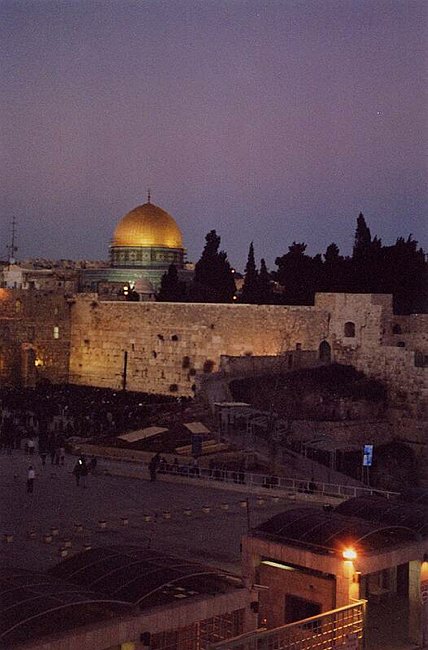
[1,0,427,270]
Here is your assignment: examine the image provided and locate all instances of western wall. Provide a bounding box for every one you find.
[68,293,427,440]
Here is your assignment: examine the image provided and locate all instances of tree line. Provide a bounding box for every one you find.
[157,213,427,314]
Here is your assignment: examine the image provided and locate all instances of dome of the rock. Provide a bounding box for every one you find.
[112,202,183,249]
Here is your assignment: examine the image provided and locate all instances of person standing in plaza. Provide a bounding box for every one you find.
[80,457,88,488]
[149,452,160,481]
[28,437,35,456]
[27,465,35,493]
[73,459,82,486]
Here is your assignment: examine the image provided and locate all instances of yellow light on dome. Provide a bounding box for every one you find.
[342,547,357,561]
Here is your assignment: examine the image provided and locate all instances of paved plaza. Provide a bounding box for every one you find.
[0,450,421,649]
[0,449,296,574]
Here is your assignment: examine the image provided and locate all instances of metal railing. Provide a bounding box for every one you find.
[72,445,399,501]
[209,600,367,650]
[156,464,399,501]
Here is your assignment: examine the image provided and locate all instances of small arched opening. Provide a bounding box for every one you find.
[319,340,331,363]
[344,321,356,337]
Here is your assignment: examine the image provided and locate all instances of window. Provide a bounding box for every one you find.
[15,299,22,313]
[53,326,59,339]
[284,595,321,627]
[415,351,427,367]
[344,322,355,337]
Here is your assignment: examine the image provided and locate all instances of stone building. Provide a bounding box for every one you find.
[0,288,71,387]
[239,492,428,648]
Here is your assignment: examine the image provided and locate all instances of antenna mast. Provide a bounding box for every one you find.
[7,218,18,265]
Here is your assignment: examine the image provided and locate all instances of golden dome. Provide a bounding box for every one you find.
[112,201,183,249]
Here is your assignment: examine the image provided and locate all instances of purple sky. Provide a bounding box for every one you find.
[1,0,427,271]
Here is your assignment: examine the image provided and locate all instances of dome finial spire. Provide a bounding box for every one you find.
[147,188,151,203]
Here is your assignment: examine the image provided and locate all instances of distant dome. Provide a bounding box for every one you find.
[112,201,183,249]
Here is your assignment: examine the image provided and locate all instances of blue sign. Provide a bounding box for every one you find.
[363,444,373,467]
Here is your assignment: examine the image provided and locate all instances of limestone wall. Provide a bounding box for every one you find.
[0,288,71,386]
[315,292,393,350]
[68,294,427,411]
[68,296,330,395]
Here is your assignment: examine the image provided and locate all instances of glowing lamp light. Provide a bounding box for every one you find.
[342,547,357,561]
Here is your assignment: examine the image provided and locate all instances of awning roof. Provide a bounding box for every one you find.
[118,426,168,442]
[336,496,428,536]
[254,507,419,555]
[49,546,242,608]
[0,568,131,646]
[183,422,211,434]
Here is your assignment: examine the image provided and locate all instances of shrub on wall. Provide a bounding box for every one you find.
[182,356,190,369]
[203,359,214,373]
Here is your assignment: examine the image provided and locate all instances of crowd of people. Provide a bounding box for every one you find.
[0,384,181,452]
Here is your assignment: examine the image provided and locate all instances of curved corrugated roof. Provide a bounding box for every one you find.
[254,507,418,555]
[50,546,242,607]
[0,567,132,646]
[336,496,428,536]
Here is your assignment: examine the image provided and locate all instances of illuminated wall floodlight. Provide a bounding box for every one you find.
[342,547,357,561]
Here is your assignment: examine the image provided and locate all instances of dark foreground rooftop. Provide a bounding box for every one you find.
[0,567,131,648]
[1,546,243,648]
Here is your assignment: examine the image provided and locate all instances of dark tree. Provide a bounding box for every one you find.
[353,212,372,261]
[382,236,428,313]
[274,242,323,305]
[191,230,236,302]
[351,213,384,293]
[258,258,273,303]
[157,264,185,302]
[240,242,260,303]
[321,243,349,292]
